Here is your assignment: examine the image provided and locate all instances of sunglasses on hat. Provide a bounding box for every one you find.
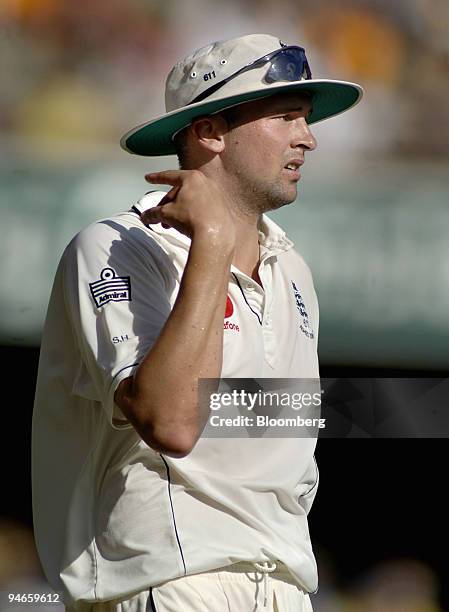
[189,46,312,105]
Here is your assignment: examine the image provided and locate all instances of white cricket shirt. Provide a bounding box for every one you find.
[32,191,320,607]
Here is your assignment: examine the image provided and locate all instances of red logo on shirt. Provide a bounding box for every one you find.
[224,295,240,332]
[225,295,234,318]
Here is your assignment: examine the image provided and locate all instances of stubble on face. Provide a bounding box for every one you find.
[230,145,297,215]
[220,92,313,216]
[222,124,297,217]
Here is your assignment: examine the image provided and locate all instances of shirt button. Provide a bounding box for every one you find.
[245,283,254,291]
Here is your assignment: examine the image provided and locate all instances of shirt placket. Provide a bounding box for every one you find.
[258,255,278,368]
[231,252,278,369]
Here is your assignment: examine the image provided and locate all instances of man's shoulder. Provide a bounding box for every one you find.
[59,207,186,291]
[277,239,314,280]
[287,245,313,273]
[67,210,146,249]
[62,209,167,268]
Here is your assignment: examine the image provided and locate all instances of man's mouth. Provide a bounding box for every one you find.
[283,160,303,179]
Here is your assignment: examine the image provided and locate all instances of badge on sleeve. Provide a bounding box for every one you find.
[89,268,132,308]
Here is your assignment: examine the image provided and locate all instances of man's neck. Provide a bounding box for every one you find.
[196,162,263,283]
[231,213,262,284]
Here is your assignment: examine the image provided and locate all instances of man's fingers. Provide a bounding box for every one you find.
[141,206,166,226]
[145,170,189,186]
[158,185,180,206]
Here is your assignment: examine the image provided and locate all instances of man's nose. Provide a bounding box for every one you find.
[292,118,317,151]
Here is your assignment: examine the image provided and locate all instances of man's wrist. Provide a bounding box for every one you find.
[191,226,236,256]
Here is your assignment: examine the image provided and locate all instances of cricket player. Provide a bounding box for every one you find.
[32,34,363,611]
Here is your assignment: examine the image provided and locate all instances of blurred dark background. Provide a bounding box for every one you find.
[2,346,448,611]
[1,0,449,609]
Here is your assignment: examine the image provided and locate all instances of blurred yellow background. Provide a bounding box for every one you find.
[2,0,449,368]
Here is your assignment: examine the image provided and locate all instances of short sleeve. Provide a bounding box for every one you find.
[62,219,175,428]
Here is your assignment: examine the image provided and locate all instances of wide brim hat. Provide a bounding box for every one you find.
[121,34,363,157]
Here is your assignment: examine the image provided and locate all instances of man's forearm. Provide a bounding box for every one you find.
[115,232,234,456]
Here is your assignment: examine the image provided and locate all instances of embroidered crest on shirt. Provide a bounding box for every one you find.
[224,295,240,332]
[89,268,131,308]
[291,281,314,339]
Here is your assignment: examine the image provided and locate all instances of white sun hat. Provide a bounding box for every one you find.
[121,33,363,157]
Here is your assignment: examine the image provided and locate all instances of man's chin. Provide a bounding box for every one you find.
[267,190,298,211]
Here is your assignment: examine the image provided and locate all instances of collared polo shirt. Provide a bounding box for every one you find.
[32,191,320,607]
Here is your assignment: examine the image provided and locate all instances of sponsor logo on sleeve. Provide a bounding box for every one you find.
[89,268,131,308]
[291,281,314,339]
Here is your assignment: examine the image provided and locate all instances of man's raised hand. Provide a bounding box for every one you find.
[142,170,236,248]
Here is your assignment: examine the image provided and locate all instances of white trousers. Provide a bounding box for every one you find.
[67,563,313,612]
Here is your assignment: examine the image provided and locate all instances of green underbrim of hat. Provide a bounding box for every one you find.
[121,80,363,157]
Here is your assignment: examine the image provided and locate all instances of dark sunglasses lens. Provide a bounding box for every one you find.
[264,49,311,84]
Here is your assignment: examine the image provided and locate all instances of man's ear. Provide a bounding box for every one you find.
[191,115,228,154]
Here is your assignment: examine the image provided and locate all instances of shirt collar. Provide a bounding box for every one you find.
[257,214,294,256]
[133,190,166,215]
[133,191,191,247]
